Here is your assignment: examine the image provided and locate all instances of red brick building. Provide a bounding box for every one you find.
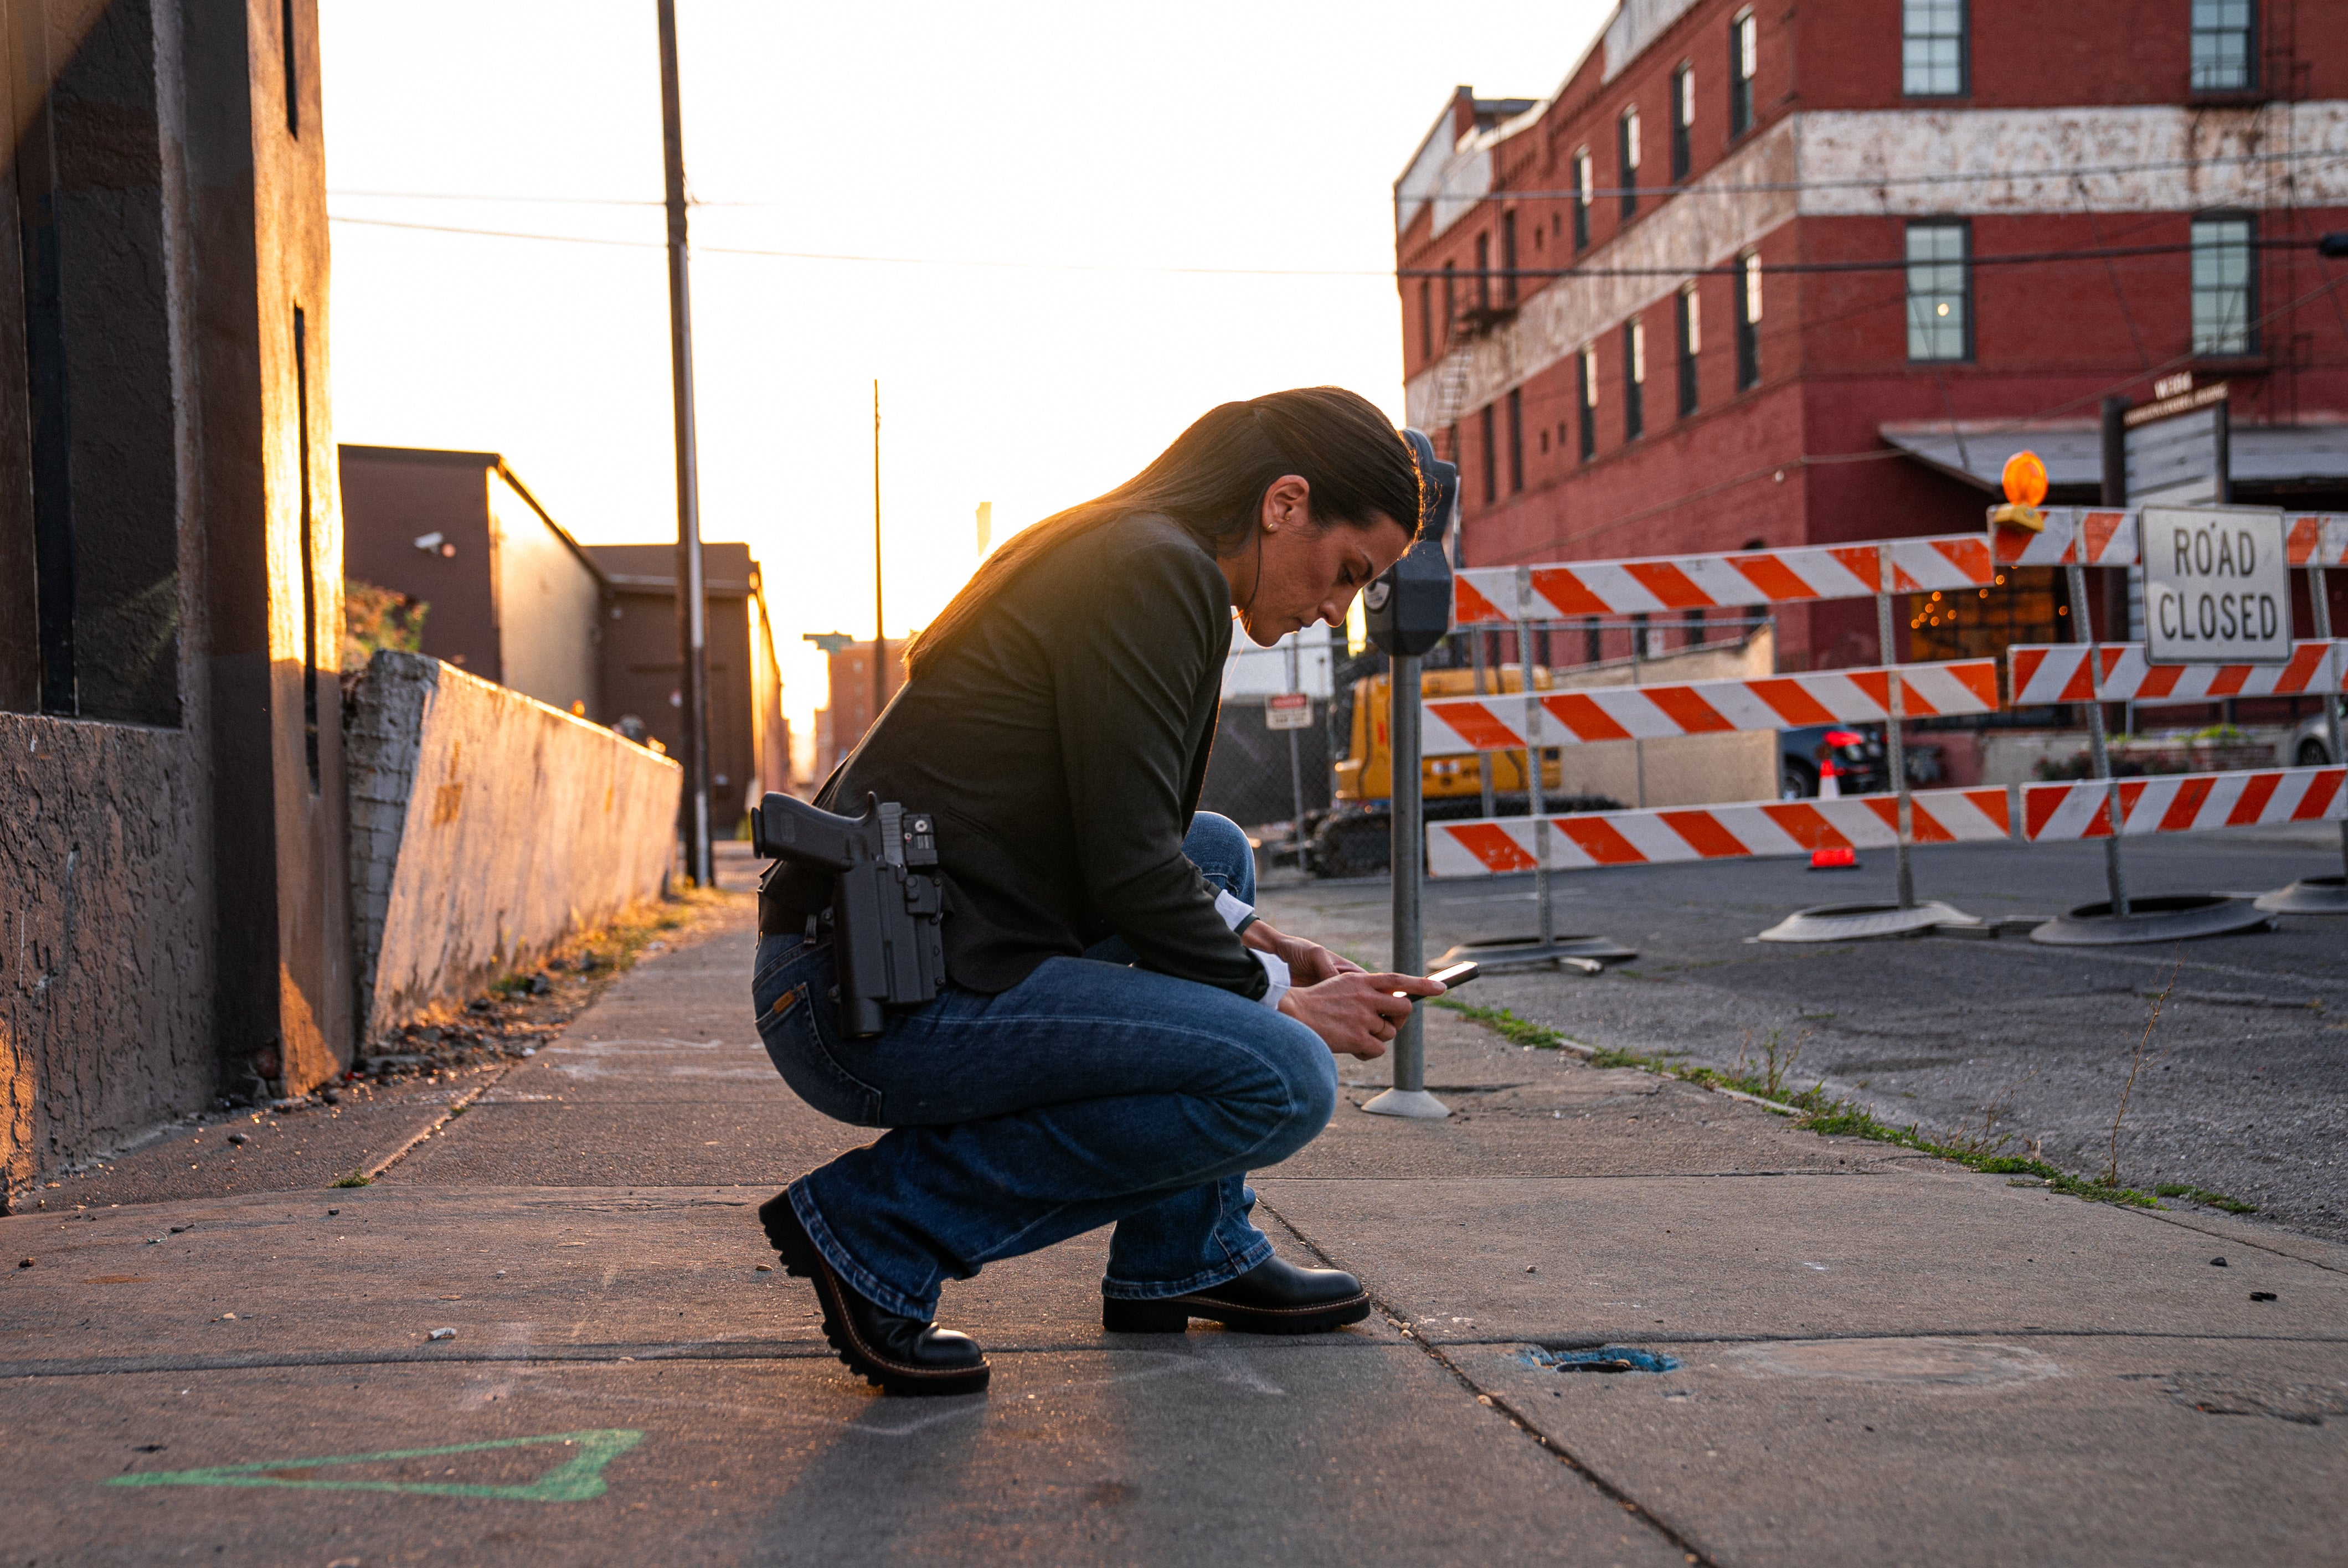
[1398,0,2348,675]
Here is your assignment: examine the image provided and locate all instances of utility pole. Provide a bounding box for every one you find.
[656,0,712,888]
[872,379,886,731]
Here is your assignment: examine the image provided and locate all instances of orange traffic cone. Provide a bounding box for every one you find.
[1809,759,1858,870]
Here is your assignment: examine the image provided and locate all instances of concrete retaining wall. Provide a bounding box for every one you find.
[0,716,217,1204]
[345,653,681,1043]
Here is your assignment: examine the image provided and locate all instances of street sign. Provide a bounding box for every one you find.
[1265,691,1312,730]
[2142,506,2289,664]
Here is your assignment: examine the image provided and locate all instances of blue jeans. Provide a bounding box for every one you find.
[750,812,1335,1322]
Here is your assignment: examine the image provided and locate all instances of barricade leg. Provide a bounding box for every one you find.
[2254,560,2348,915]
[2029,561,2270,943]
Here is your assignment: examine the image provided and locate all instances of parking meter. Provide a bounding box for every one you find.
[1360,427,1457,1122]
[1364,427,1457,656]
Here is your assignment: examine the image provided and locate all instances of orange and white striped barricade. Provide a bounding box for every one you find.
[1428,788,2015,875]
[1424,658,2001,754]
[1991,508,2348,570]
[1451,537,1996,626]
[2021,766,2346,843]
[1435,540,2003,936]
[2009,642,2348,708]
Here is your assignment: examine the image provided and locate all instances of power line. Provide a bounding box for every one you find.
[325,214,2346,282]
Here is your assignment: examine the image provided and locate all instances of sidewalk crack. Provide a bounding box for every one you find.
[1259,1198,1716,1568]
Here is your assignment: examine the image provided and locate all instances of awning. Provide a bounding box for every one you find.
[1879,421,2348,494]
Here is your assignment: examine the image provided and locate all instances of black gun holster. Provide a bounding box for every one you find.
[751,791,948,1038]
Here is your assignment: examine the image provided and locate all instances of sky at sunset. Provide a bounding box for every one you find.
[318,0,1611,748]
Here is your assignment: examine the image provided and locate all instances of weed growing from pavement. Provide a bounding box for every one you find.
[2156,1183,2258,1214]
[1448,1000,2164,1209]
[332,1174,371,1188]
[1430,996,1585,1051]
[2107,953,2182,1187]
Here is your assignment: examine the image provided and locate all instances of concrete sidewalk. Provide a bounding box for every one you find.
[3,894,2343,1566]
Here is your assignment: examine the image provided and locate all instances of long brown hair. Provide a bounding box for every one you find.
[906,386,1425,677]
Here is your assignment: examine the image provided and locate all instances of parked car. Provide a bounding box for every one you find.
[2292,708,2341,767]
[1778,725,1942,798]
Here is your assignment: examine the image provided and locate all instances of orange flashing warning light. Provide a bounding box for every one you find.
[1989,448,2048,534]
[1808,845,1860,871]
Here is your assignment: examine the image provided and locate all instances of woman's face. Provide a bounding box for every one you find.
[1219,475,1414,646]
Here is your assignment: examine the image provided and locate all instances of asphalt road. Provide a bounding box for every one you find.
[1260,821,2348,1243]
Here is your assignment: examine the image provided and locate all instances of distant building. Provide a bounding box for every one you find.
[1397,4,2348,677]
[589,544,789,832]
[339,446,605,715]
[809,639,908,784]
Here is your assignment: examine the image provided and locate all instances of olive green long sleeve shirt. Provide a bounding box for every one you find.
[767,511,1266,1000]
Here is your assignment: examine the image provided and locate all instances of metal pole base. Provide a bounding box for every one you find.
[2252,875,2348,916]
[1360,1087,1452,1120]
[1434,936,1637,975]
[1757,901,1980,943]
[2030,894,2273,946]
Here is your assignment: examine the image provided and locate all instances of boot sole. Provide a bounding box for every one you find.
[1101,1291,1373,1335]
[760,1192,991,1397]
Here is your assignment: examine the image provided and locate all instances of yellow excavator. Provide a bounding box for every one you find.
[1304,663,1621,877]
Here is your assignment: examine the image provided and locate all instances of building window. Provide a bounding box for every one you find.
[1480,403,1498,504]
[1618,108,1640,219]
[1904,221,1970,362]
[1676,284,1701,417]
[1578,344,1598,460]
[1501,210,1518,305]
[1671,65,1695,182]
[1418,279,1432,364]
[2192,215,2256,355]
[1624,318,1646,441]
[1902,0,1966,97]
[1475,231,1491,310]
[1584,615,1602,664]
[1507,388,1525,493]
[1737,252,1762,389]
[1573,150,1593,251]
[2191,0,2255,92]
[1729,11,1757,136]
[1441,261,1456,345]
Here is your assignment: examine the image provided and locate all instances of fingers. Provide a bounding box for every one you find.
[1366,971,1447,999]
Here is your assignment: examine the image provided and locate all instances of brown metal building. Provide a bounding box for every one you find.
[588,544,789,833]
[338,445,606,716]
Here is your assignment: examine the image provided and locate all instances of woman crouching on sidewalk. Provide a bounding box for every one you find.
[751,386,1446,1396]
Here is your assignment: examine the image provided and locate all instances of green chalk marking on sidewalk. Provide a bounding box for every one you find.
[107,1428,643,1502]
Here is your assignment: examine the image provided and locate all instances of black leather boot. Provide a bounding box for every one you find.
[761,1190,990,1396]
[1101,1255,1372,1335]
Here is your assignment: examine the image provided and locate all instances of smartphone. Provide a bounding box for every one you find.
[1426,960,1479,989]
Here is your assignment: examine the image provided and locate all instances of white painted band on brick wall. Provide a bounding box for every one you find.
[1404,102,2348,429]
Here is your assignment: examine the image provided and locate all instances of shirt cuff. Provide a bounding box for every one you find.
[1213,888,1257,934]
[1251,948,1291,1011]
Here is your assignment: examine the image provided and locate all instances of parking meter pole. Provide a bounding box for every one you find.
[1360,427,1454,1121]
[1516,599,1554,947]
[2309,564,2347,879]
[1875,548,1914,910]
[2066,558,2130,916]
[1285,638,1306,868]
[1472,629,1496,819]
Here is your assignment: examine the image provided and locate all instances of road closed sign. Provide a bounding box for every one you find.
[2142,507,2290,664]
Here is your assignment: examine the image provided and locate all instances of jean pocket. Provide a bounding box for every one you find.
[754,947,884,1126]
